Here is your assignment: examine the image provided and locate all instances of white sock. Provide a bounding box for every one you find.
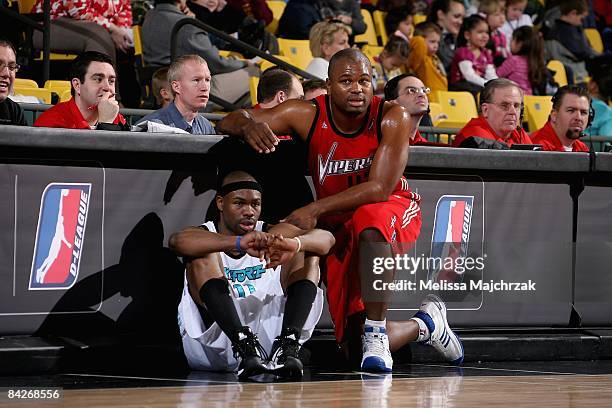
[365,318,386,330]
[410,317,430,342]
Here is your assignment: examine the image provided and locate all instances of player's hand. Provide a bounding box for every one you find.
[241,121,279,154]
[280,204,319,230]
[97,91,120,123]
[265,235,300,268]
[241,231,274,260]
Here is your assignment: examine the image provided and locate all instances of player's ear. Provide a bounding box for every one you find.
[215,195,223,212]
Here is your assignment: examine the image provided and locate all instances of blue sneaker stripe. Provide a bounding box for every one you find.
[364,326,387,334]
[414,311,435,335]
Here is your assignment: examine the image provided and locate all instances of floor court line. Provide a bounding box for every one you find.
[64,373,238,385]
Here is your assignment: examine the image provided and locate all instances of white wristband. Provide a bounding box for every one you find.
[294,237,302,253]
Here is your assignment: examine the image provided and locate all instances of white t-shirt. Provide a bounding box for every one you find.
[500,14,533,51]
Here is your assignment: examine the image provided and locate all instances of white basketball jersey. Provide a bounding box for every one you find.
[202,221,282,298]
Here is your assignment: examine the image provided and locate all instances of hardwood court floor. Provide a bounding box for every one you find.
[3,361,612,407]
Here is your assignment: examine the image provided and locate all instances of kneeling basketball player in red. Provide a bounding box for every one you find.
[218,49,464,372]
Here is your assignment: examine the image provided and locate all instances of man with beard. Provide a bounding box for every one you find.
[453,78,533,148]
[217,48,464,373]
[34,51,128,130]
[531,86,591,152]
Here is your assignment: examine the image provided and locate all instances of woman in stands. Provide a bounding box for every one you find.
[305,21,351,80]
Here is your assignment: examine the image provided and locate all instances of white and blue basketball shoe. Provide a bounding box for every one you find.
[414,294,464,365]
[361,326,393,372]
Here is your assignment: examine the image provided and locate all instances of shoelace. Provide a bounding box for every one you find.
[364,333,389,357]
[233,332,269,361]
[270,337,300,364]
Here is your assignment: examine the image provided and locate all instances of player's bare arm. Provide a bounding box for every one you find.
[282,103,423,229]
[216,99,316,153]
[265,226,336,268]
[168,227,272,258]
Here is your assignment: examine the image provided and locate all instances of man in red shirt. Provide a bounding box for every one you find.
[218,49,463,372]
[531,86,591,152]
[453,78,532,148]
[34,52,127,130]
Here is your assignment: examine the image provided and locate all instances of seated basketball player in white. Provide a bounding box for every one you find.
[169,171,335,381]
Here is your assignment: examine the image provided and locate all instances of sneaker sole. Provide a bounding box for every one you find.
[361,356,392,373]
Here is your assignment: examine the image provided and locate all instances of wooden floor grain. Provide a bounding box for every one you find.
[5,374,612,408]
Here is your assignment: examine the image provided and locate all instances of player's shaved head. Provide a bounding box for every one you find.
[328,48,372,78]
[221,171,257,187]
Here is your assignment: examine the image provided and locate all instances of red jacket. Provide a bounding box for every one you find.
[453,116,532,147]
[531,121,589,152]
[34,98,126,129]
[226,0,273,25]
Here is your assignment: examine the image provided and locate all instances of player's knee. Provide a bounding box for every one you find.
[359,228,386,243]
[187,254,223,279]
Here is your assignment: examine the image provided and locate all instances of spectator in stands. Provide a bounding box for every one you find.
[427,0,466,74]
[152,67,174,109]
[453,78,533,148]
[187,0,278,55]
[255,68,304,109]
[449,14,497,94]
[531,86,591,152]
[0,40,26,126]
[585,70,612,137]
[372,36,410,95]
[278,0,365,40]
[34,51,128,130]
[479,0,509,66]
[543,0,598,85]
[499,0,532,52]
[137,55,216,134]
[497,26,547,96]
[142,0,258,107]
[32,0,133,66]
[302,78,327,100]
[383,73,429,145]
[306,21,351,80]
[406,22,448,94]
[384,7,414,43]
[31,0,140,107]
[546,0,599,63]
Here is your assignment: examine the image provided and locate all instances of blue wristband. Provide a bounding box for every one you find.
[235,236,242,252]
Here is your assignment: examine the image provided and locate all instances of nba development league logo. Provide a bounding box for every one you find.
[29,183,91,290]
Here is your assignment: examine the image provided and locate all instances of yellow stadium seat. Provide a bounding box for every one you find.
[60,89,72,102]
[249,76,259,107]
[355,9,378,46]
[266,1,286,35]
[413,14,427,25]
[373,11,388,46]
[547,60,568,87]
[434,91,478,128]
[584,28,603,54]
[278,39,312,71]
[17,0,36,13]
[427,102,444,126]
[12,86,53,104]
[44,80,71,95]
[260,55,293,72]
[14,78,38,88]
[361,45,383,64]
[523,95,552,133]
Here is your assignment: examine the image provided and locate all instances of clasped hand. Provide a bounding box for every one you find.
[239,231,299,269]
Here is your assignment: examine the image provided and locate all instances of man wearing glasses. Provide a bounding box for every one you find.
[383,74,432,145]
[452,78,533,148]
[0,40,26,126]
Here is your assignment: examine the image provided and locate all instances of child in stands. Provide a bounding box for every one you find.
[496,26,546,95]
[449,14,497,94]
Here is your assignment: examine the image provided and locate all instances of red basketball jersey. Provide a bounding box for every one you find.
[307,94,417,228]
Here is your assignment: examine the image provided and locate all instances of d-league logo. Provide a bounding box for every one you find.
[29,183,91,290]
[429,195,474,283]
